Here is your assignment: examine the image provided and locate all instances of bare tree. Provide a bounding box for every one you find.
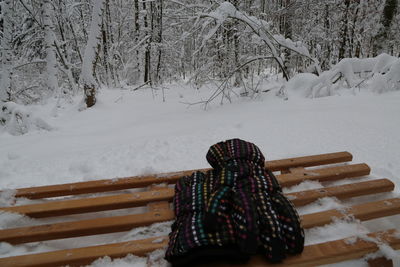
[80,0,105,108]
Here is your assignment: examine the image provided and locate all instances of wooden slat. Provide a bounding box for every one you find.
[267,151,353,172]
[0,189,175,218]
[237,229,400,267]
[0,236,169,267]
[0,164,371,218]
[302,198,400,228]
[0,210,174,244]
[278,163,370,187]
[367,257,394,267]
[1,198,399,245]
[0,229,398,267]
[287,178,394,206]
[11,152,353,199]
[147,185,170,212]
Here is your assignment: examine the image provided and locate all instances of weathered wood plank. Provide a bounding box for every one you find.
[1,198,399,245]
[367,257,394,267]
[278,163,370,187]
[238,229,400,267]
[0,236,169,267]
[267,151,352,171]
[302,198,400,229]
[0,229,398,267]
[287,178,394,206]
[11,152,353,199]
[0,210,174,244]
[0,189,174,218]
[0,164,371,218]
[147,185,170,212]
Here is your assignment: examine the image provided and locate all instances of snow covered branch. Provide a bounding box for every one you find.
[198,2,320,80]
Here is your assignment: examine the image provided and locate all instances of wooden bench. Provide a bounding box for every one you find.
[0,151,399,267]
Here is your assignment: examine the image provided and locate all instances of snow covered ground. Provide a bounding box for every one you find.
[0,83,400,266]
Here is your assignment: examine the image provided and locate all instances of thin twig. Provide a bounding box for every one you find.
[19,0,42,28]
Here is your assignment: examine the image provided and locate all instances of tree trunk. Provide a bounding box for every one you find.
[349,4,360,58]
[43,0,58,92]
[374,0,398,55]
[155,0,163,84]
[143,1,151,84]
[104,0,116,86]
[102,19,111,87]
[1,0,12,102]
[282,0,293,76]
[323,3,331,69]
[338,0,350,61]
[81,0,105,108]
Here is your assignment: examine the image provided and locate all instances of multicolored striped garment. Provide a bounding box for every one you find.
[165,139,304,266]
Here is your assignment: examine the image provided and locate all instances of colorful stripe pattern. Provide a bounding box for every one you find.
[166,139,304,264]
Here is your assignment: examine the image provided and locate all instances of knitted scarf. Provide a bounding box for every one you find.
[165,139,304,265]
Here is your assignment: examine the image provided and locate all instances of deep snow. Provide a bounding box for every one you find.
[0,84,399,266]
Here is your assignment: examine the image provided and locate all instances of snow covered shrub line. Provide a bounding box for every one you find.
[0,102,53,136]
[284,54,400,99]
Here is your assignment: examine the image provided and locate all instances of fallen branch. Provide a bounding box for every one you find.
[131,81,151,91]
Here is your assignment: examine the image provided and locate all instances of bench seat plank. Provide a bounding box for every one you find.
[1,189,175,218]
[11,152,353,199]
[241,229,400,267]
[278,163,370,187]
[0,229,398,267]
[1,198,399,245]
[266,151,352,171]
[301,198,400,228]
[287,178,394,206]
[0,164,372,218]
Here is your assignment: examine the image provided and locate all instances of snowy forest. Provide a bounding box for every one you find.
[0,0,400,133]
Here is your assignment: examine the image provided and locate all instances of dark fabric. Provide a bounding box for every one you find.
[165,139,304,265]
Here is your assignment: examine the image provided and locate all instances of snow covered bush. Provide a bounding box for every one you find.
[284,54,400,98]
[0,102,53,135]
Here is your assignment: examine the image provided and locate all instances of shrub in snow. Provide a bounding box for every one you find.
[284,73,320,98]
[0,102,53,135]
[284,54,400,98]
